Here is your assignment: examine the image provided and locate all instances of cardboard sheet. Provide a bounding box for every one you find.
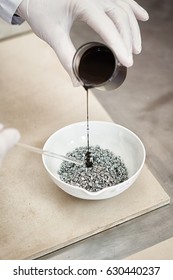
[0,34,170,259]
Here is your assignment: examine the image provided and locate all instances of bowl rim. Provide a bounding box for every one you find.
[42,121,146,196]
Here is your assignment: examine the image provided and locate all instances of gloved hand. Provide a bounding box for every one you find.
[0,124,20,166]
[17,0,149,85]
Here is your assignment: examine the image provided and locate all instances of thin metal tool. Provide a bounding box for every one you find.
[17,142,83,165]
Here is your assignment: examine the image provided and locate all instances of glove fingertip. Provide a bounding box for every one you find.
[139,9,149,21]
[71,76,81,87]
[10,129,21,144]
[5,128,21,148]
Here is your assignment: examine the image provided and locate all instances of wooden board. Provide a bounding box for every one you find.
[0,34,170,260]
[125,237,173,260]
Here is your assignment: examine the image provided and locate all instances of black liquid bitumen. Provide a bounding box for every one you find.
[78,45,115,168]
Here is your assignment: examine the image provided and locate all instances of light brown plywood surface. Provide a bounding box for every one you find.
[126,237,173,260]
[0,34,170,259]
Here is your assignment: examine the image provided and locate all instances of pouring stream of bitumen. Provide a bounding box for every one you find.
[72,42,127,167]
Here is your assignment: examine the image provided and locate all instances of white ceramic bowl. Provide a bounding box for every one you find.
[42,121,145,200]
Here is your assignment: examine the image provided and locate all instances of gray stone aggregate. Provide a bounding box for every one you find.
[57,145,128,192]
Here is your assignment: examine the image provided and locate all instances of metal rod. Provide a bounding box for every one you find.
[17,142,83,165]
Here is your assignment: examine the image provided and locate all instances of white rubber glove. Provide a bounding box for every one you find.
[0,124,20,166]
[17,0,149,85]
